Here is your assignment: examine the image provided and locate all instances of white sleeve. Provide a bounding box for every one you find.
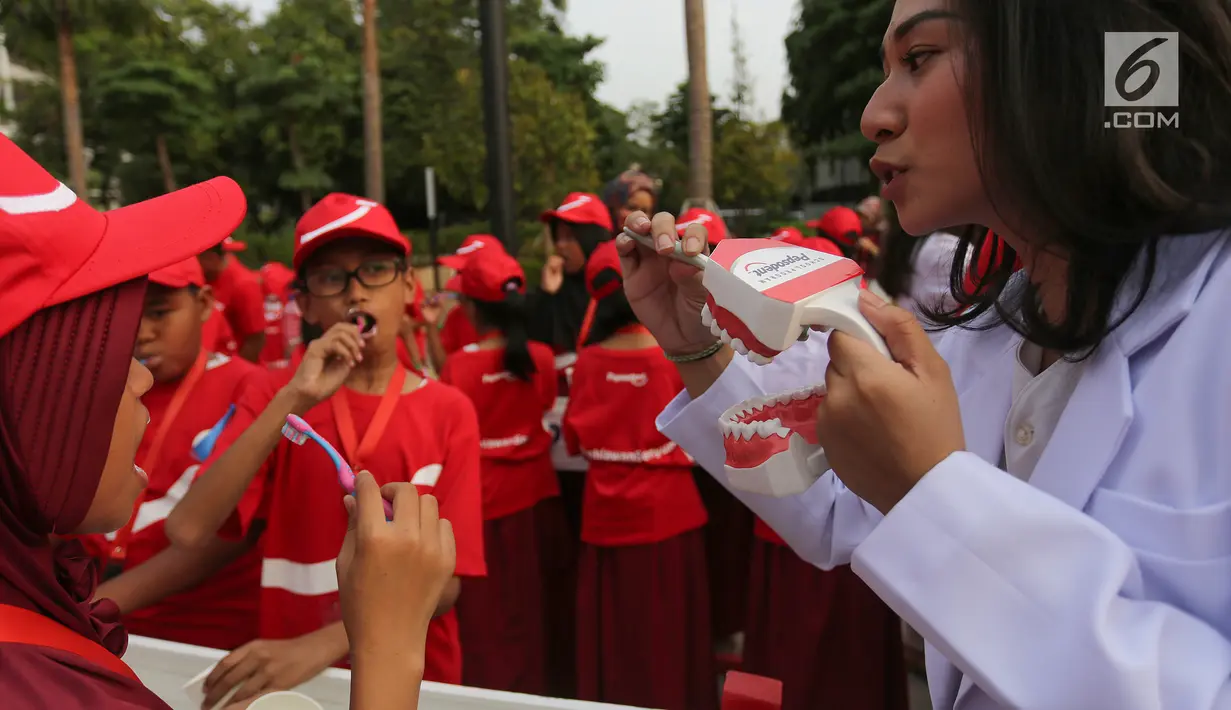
[908,232,961,315]
[854,451,1231,709]
[656,331,884,569]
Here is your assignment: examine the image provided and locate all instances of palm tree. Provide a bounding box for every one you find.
[55,0,87,198]
[361,0,384,202]
[683,0,713,207]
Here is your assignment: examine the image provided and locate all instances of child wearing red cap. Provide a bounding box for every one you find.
[198,238,267,363]
[259,262,297,368]
[564,241,715,710]
[91,257,265,652]
[439,247,568,694]
[167,193,485,707]
[530,192,614,353]
[421,234,499,369]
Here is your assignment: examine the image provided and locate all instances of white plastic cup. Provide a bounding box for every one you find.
[246,691,324,710]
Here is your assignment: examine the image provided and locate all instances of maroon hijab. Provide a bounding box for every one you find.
[0,279,169,708]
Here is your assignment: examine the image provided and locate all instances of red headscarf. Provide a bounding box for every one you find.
[0,279,167,706]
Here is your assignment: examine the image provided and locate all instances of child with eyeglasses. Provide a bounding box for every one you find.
[166,193,485,708]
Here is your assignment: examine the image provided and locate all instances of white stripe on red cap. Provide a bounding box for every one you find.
[262,557,338,596]
[0,182,77,215]
[298,199,380,245]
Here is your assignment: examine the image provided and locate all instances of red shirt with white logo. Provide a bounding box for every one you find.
[204,368,485,684]
[121,353,264,650]
[204,308,237,357]
[440,342,559,520]
[563,345,706,546]
[210,257,266,344]
[439,307,479,356]
[258,287,289,366]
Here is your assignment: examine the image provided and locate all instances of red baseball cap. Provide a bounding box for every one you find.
[803,236,845,257]
[260,262,295,298]
[0,136,246,339]
[584,240,624,299]
[149,258,207,289]
[439,233,504,270]
[540,192,613,232]
[770,226,806,246]
[457,248,525,303]
[293,193,408,270]
[676,208,728,246]
[806,206,863,246]
[222,236,247,252]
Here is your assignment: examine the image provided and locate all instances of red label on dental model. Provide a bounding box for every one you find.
[705,295,781,359]
[710,240,864,304]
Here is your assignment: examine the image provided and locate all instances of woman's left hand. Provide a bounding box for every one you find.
[202,635,338,708]
[815,290,966,515]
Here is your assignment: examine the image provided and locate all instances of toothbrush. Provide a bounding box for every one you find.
[281,414,395,519]
[622,228,889,363]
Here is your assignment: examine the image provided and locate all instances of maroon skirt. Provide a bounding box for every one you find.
[693,467,754,639]
[743,538,909,710]
[576,528,717,710]
[456,503,548,694]
[536,496,578,697]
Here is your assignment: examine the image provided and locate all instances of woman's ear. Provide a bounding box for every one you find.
[196,285,216,324]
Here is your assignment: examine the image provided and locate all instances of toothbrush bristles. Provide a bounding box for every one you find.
[280,423,309,445]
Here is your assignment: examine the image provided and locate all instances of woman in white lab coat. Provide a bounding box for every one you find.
[616,1,1231,708]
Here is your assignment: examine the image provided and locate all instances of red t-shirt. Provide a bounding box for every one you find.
[753,517,788,547]
[120,353,264,650]
[563,345,706,546]
[204,368,486,684]
[210,257,266,342]
[204,309,237,357]
[440,343,559,520]
[258,287,289,366]
[439,307,479,356]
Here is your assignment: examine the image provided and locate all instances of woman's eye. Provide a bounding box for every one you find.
[902,49,936,72]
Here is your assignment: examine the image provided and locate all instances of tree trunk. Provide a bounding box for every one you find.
[55,0,87,199]
[287,122,311,213]
[684,0,713,206]
[361,0,384,203]
[155,134,176,192]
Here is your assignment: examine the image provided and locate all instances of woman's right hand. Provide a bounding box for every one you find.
[617,211,716,357]
[338,473,456,662]
[284,323,365,410]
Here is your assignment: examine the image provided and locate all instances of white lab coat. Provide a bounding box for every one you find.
[658,231,1231,709]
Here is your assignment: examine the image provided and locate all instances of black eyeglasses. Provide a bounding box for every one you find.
[300,258,405,297]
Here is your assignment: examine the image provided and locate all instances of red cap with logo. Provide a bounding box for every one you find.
[0,136,247,338]
[457,248,526,303]
[293,193,408,270]
[540,192,613,232]
[439,233,505,270]
[806,206,863,247]
[676,208,728,246]
[149,258,207,289]
[584,240,624,299]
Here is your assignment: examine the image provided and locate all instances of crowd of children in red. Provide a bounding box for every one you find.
[72,168,947,710]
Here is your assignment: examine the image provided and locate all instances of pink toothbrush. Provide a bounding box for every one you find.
[281,414,395,519]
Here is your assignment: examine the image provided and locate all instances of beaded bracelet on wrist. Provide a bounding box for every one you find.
[663,340,724,364]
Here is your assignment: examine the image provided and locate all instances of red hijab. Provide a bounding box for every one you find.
[0,279,169,708]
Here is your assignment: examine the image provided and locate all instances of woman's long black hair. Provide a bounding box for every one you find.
[471,287,536,381]
[931,1,1231,354]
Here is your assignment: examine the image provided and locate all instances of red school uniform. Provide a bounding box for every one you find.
[564,341,715,710]
[743,518,908,710]
[210,256,266,349]
[258,262,296,367]
[204,367,486,684]
[441,341,561,693]
[563,344,706,546]
[117,352,265,650]
[440,341,559,520]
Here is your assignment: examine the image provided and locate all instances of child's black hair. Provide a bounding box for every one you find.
[471,285,536,381]
[582,272,638,347]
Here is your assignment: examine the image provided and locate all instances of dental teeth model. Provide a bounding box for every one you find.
[621,228,892,497]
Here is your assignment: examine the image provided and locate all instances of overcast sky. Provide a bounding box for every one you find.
[231,0,797,119]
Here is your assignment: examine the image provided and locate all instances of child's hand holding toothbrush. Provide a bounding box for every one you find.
[285,323,365,411]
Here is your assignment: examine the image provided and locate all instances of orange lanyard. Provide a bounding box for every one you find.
[110,351,208,561]
[329,367,408,472]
